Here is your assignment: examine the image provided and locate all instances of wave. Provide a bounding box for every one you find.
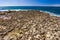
[40,10,60,17]
[0,9,29,11]
[0,9,60,17]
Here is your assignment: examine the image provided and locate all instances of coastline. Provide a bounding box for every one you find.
[0,9,60,17]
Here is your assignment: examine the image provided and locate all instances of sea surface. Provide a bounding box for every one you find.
[0,6,60,16]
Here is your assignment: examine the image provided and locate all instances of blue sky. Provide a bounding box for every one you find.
[0,0,60,6]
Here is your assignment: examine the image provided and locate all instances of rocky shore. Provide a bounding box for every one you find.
[0,10,60,40]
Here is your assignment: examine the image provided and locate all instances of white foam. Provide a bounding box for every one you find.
[0,9,29,11]
[0,10,8,11]
[40,10,60,17]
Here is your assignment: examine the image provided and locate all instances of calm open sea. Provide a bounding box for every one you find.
[0,6,60,16]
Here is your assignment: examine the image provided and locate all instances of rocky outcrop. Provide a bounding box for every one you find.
[0,10,60,40]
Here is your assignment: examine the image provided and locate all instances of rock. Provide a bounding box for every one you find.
[0,15,11,20]
[0,10,60,40]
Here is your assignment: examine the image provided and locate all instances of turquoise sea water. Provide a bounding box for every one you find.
[0,6,60,16]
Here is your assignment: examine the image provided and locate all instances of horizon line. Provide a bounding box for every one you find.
[0,5,60,7]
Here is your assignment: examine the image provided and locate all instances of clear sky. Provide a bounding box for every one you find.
[0,0,60,6]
